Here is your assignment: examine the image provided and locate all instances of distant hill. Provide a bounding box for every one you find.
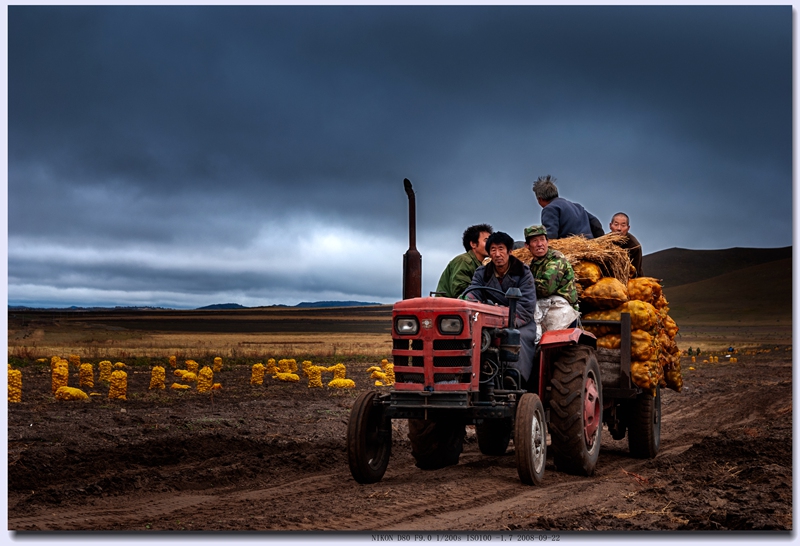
[196,301,383,310]
[8,305,169,312]
[663,257,791,324]
[294,301,382,308]
[642,246,791,288]
[639,246,792,325]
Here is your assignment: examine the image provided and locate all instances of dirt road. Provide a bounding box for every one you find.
[7,347,792,533]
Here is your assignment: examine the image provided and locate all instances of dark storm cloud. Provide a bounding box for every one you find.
[8,5,791,308]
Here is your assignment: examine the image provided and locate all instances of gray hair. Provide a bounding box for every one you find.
[532,175,559,201]
[611,212,630,225]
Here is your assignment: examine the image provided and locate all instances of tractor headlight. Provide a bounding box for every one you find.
[395,317,419,335]
[439,316,463,335]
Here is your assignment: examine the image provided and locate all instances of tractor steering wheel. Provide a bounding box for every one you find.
[459,285,507,305]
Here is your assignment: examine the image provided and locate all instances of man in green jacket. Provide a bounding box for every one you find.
[524,224,579,310]
[435,223,493,298]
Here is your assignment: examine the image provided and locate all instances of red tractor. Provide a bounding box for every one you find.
[346,180,660,485]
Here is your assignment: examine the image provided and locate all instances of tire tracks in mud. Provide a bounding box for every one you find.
[9,493,210,530]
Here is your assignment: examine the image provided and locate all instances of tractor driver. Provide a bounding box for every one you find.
[462,231,538,389]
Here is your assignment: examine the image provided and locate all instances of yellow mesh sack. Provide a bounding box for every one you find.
[149,366,166,390]
[631,359,657,390]
[662,314,679,338]
[8,368,22,403]
[581,308,622,337]
[79,363,95,388]
[98,361,112,382]
[55,386,89,401]
[597,334,621,350]
[623,300,659,333]
[108,370,128,400]
[250,363,265,386]
[631,330,657,361]
[51,363,69,394]
[653,294,669,310]
[583,308,622,322]
[197,366,214,393]
[626,277,662,305]
[306,366,324,388]
[574,261,603,287]
[581,277,629,310]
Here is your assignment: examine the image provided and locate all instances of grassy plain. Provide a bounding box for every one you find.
[8,306,395,363]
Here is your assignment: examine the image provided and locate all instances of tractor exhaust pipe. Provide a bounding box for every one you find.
[403,178,422,300]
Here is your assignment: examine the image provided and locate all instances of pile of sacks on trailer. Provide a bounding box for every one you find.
[512,233,683,394]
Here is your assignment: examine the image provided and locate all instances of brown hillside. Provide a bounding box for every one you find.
[642,246,791,288]
[663,257,791,325]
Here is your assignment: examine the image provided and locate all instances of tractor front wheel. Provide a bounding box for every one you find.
[408,418,465,470]
[549,344,602,476]
[347,391,392,484]
[515,393,547,485]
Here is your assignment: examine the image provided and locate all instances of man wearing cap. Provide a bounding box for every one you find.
[463,231,538,387]
[532,175,604,239]
[435,224,493,298]
[525,225,579,310]
[609,212,644,278]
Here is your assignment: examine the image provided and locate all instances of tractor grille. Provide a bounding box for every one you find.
[393,336,471,385]
[433,355,471,368]
[434,373,471,384]
[433,339,471,351]
[394,355,424,367]
[394,338,423,368]
[433,339,470,369]
[394,339,423,350]
[395,372,424,384]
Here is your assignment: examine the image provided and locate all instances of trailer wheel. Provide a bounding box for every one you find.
[408,418,465,470]
[627,386,661,458]
[476,420,512,456]
[347,391,391,484]
[549,344,602,476]
[515,393,547,485]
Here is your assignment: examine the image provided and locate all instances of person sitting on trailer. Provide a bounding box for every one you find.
[525,225,579,308]
[524,224,580,331]
[463,231,538,389]
[435,223,493,298]
[609,212,644,278]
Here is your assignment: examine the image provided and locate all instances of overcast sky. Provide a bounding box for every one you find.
[6,5,793,309]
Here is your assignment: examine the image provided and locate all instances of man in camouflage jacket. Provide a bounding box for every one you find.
[435,224,493,298]
[524,225,579,310]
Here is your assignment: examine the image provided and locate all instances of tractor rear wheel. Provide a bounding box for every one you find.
[627,386,661,458]
[515,393,547,485]
[347,391,391,484]
[549,344,602,476]
[408,418,465,470]
[476,419,512,456]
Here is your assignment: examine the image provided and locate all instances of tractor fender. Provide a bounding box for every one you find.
[539,328,596,350]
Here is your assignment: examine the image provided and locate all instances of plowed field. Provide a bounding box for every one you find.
[7,346,791,533]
